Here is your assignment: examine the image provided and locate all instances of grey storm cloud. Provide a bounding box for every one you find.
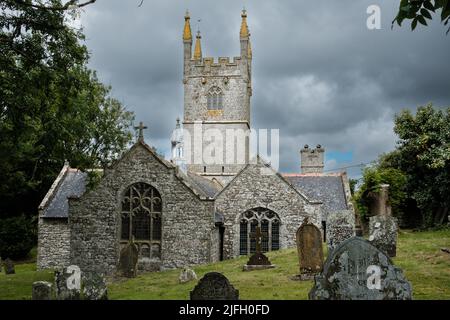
[79,0,450,178]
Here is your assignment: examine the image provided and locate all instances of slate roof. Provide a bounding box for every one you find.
[284,174,348,213]
[185,172,222,198]
[40,168,88,218]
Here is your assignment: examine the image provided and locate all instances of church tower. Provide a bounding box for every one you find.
[181,10,252,184]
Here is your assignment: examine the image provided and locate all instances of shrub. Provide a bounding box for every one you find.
[0,215,36,260]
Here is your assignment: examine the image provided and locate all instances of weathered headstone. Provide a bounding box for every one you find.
[32,281,52,300]
[179,267,197,284]
[294,221,324,280]
[309,237,412,300]
[82,272,108,300]
[118,241,139,277]
[369,215,398,257]
[243,226,275,271]
[190,272,239,300]
[326,210,355,252]
[54,265,81,300]
[4,258,15,275]
[369,184,392,216]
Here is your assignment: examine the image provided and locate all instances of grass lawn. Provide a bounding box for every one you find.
[1,228,449,300]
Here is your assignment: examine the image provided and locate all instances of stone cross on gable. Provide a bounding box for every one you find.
[249,225,268,254]
[134,122,147,142]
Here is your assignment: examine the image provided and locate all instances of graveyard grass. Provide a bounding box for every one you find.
[1,229,449,300]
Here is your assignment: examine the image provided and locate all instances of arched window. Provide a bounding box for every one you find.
[207,86,223,110]
[239,207,280,255]
[121,182,162,259]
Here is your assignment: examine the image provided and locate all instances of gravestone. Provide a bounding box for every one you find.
[369,184,392,216]
[32,281,52,300]
[294,221,324,280]
[4,258,15,275]
[309,237,412,300]
[118,241,139,278]
[369,215,398,257]
[179,267,197,284]
[54,265,81,300]
[190,272,239,300]
[326,210,355,252]
[243,226,275,271]
[82,272,108,300]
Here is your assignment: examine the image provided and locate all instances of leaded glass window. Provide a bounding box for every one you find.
[207,86,223,110]
[239,207,281,255]
[120,182,162,259]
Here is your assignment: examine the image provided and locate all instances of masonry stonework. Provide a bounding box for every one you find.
[69,143,216,275]
[215,160,323,259]
[37,218,70,269]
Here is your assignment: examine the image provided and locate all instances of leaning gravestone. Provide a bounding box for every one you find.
[294,221,324,280]
[326,210,355,252]
[32,281,52,300]
[369,215,398,257]
[118,241,139,278]
[55,265,81,300]
[179,267,197,284]
[309,237,412,300]
[4,258,15,275]
[82,272,108,300]
[190,272,239,300]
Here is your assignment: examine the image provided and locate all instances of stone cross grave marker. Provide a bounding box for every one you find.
[295,221,324,280]
[190,272,239,300]
[309,237,412,300]
[118,240,139,278]
[4,258,15,275]
[55,265,81,300]
[32,281,52,300]
[243,226,275,271]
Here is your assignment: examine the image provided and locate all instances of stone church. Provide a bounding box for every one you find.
[37,10,353,275]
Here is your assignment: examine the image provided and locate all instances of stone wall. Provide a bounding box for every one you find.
[69,143,217,275]
[37,217,70,269]
[215,161,322,259]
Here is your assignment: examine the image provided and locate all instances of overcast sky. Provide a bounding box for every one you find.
[79,0,450,178]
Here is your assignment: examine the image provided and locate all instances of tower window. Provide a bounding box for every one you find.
[207,86,223,110]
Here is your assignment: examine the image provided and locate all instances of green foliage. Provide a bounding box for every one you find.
[3,230,450,299]
[349,178,358,195]
[0,215,36,259]
[391,104,450,226]
[86,169,103,190]
[359,104,450,227]
[354,165,407,221]
[0,1,134,219]
[393,0,450,33]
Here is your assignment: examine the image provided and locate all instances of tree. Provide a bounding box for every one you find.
[0,0,134,220]
[353,165,408,223]
[393,0,450,34]
[390,104,450,226]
